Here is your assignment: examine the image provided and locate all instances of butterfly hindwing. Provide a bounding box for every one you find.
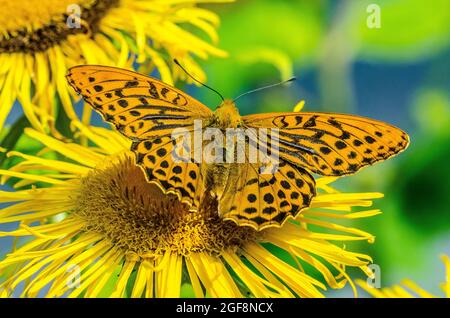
[219,160,316,230]
[243,112,409,176]
[132,136,205,207]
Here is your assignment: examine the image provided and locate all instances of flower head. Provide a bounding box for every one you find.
[0,0,229,133]
[0,122,384,298]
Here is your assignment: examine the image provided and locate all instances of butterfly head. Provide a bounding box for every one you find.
[213,99,242,128]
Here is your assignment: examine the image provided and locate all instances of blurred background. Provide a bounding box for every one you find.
[193,0,450,296]
[1,0,449,296]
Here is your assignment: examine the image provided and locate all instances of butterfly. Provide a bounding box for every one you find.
[67,65,409,231]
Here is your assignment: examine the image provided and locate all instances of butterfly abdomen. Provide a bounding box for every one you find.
[202,163,231,200]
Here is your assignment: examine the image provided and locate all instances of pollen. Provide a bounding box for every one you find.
[73,152,260,257]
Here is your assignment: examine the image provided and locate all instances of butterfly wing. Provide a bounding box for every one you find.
[219,160,316,230]
[67,65,212,207]
[67,65,212,139]
[131,135,206,207]
[243,112,409,176]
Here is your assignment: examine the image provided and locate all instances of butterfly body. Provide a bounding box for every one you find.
[67,65,409,231]
[200,100,243,214]
[201,161,238,213]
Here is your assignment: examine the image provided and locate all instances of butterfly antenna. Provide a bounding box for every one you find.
[173,59,225,102]
[233,77,296,103]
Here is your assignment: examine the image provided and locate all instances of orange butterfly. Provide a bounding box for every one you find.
[67,65,409,230]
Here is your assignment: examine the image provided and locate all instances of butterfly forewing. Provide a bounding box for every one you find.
[243,112,409,176]
[67,65,212,207]
[66,65,213,139]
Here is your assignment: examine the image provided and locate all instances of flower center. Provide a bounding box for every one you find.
[0,0,119,53]
[73,153,260,256]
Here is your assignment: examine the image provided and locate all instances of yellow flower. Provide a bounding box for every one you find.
[0,0,229,133]
[0,124,382,298]
[357,255,450,298]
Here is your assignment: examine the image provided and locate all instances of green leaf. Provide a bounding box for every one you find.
[55,97,74,140]
[0,115,30,165]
